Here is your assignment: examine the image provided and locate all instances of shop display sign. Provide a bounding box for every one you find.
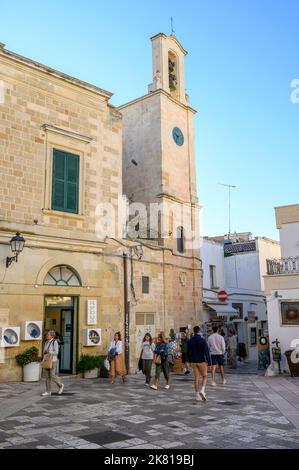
[87,300,97,325]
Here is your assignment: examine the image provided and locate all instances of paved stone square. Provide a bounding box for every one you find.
[0,371,299,449]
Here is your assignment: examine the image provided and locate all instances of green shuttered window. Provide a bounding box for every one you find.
[52,149,80,214]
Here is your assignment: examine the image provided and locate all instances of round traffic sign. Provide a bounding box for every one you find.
[218,290,228,302]
[259,337,268,346]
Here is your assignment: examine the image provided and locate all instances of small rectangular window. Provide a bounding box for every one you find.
[177,226,185,253]
[146,314,154,325]
[136,314,145,326]
[209,265,217,289]
[52,149,79,214]
[142,276,149,294]
[250,328,257,346]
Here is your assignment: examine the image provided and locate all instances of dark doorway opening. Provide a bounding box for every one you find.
[44,296,77,374]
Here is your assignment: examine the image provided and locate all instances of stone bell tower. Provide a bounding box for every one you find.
[119,33,202,352]
[119,33,199,252]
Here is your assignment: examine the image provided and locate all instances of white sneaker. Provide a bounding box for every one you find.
[211,381,217,386]
[41,392,51,397]
[195,394,202,402]
[58,384,64,395]
[150,384,158,390]
[222,379,227,385]
[165,385,170,390]
[200,391,207,402]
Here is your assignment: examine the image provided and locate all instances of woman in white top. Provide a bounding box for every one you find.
[108,331,126,384]
[140,333,155,386]
[42,330,64,397]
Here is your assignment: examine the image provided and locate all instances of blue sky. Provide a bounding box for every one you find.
[2,0,299,240]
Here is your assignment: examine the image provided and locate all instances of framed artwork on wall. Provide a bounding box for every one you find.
[281,301,299,326]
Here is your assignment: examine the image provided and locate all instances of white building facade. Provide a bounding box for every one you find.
[265,204,299,373]
[201,234,281,362]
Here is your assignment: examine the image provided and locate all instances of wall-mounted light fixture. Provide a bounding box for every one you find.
[6,232,25,268]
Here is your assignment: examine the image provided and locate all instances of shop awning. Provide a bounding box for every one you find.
[205,303,239,317]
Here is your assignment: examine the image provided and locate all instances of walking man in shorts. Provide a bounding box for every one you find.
[208,325,227,386]
[187,326,211,402]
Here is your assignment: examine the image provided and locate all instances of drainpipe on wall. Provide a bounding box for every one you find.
[243,320,249,363]
[123,253,130,373]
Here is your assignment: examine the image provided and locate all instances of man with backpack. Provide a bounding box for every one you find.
[187,326,211,402]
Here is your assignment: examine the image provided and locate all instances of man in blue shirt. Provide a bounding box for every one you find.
[187,326,212,402]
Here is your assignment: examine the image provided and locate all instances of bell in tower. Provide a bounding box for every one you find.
[168,52,178,95]
[148,33,188,105]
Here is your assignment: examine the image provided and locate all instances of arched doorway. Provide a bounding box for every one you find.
[44,265,81,374]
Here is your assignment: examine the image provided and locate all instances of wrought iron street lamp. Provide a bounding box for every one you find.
[6,232,25,268]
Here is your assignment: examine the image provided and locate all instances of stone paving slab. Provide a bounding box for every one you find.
[0,373,298,449]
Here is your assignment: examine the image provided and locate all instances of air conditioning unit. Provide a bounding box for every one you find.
[21,321,43,341]
[83,329,101,347]
[0,327,21,348]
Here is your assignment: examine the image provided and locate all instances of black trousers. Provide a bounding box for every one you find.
[155,359,170,381]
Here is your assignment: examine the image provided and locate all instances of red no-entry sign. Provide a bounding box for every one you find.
[218,290,228,302]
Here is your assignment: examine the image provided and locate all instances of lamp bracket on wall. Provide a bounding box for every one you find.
[6,233,25,268]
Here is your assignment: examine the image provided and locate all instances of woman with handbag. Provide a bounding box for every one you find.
[108,331,126,385]
[41,330,64,397]
[150,332,170,390]
[140,333,155,387]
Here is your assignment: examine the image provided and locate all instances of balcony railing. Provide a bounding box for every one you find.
[267,257,299,275]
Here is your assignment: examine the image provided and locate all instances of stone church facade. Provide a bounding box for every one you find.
[0,34,202,382]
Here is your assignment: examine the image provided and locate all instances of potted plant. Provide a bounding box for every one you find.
[99,355,110,378]
[16,346,42,382]
[77,354,103,379]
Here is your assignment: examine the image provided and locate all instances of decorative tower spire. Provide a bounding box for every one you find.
[170,17,175,36]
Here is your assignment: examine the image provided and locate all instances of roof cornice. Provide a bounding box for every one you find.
[118,89,197,114]
[150,33,188,56]
[0,44,113,100]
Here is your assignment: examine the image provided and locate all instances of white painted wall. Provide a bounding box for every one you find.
[279,222,299,257]
[225,252,262,291]
[201,239,225,293]
[256,238,281,290]
[265,212,299,372]
[267,289,299,372]
[224,239,280,291]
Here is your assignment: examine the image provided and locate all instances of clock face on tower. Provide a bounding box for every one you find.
[173,127,184,146]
